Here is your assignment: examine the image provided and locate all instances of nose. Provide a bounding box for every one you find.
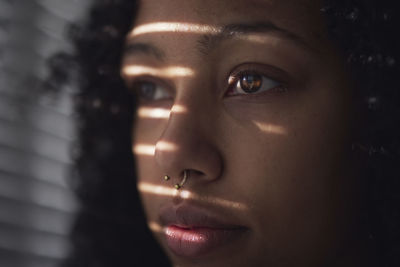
[154,102,223,187]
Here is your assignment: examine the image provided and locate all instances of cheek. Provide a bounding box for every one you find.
[133,119,159,185]
[132,118,167,221]
[223,114,349,219]
[220,82,354,262]
[134,154,158,223]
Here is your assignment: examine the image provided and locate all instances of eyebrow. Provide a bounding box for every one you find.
[123,21,314,60]
[198,21,315,55]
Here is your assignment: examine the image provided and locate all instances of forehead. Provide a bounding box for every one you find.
[133,0,324,37]
[124,0,328,66]
[126,0,328,65]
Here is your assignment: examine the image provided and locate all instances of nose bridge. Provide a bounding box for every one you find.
[154,98,222,184]
[157,103,198,157]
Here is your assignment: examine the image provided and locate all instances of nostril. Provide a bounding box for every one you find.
[172,169,205,190]
[184,169,204,177]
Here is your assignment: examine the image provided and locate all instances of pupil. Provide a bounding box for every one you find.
[240,74,262,93]
[139,82,155,99]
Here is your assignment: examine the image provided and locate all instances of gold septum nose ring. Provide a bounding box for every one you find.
[164,170,189,190]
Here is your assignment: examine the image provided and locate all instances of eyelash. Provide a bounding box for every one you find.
[127,66,287,104]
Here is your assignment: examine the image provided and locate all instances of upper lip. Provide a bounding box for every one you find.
[159,203,246,230]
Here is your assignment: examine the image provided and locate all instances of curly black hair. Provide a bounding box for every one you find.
[47,0,399,266]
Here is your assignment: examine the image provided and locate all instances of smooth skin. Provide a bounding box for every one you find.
[122,0,367,266]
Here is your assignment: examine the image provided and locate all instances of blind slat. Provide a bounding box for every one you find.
[0,1,92,266]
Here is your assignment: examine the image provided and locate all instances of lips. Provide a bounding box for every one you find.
[159,204,248,258]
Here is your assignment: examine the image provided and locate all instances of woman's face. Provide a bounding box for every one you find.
[122,0,361,266]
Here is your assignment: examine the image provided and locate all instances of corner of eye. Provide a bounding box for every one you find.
[228,75,236,84]
[119,73,132,86]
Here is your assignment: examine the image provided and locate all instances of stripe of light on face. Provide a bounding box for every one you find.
[156,141,178,152]
[137,104,187,119]
[130,22,220,37]
[138,182,248,211]
[181,190,248,211]
[138,182,179,197]
[148,221,165,234]
[133,141,178,156]
[122,65,195,78]
[171,104,187,113]
[252,121,288,135]
[138,107,171,119]
[133,144,156,156]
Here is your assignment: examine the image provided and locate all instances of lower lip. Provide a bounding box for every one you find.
[165,225,245,258]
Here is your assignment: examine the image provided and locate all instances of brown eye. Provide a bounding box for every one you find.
[226,71,282,97]
[240,73,263,93]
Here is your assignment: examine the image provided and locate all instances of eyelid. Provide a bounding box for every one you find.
[227,63,289,85]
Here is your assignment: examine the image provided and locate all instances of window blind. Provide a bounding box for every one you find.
[0,1,91,266]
